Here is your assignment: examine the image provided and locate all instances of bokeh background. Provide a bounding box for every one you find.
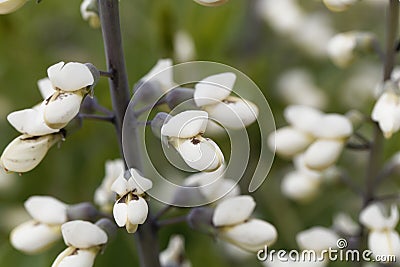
[0,0,395,266]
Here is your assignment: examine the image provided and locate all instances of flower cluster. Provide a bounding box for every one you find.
[1,61,97,173]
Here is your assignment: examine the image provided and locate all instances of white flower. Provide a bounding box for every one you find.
[193,0,228,7]
[296,226,339,253]
[161,110,224,172]
[323,0,357,12]
[359,203,400,259]
[94,159,125,211]
[52,220,108,267]
[174,30,196,62]
[160,235,192,267]
[0,133,63,173]
[212,195,277,252]
[10,196,68,254]
[111,169,152,233]
[47,61,94,92]
[0,0,28,14]
[80,0,100,28]
[281,170,321,202]
[372,91,400,138]
[141,59,175,93]
[194,72,259,129]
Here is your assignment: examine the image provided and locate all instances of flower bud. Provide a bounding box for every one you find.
[296,227,339,252]
[212,196,255,227]
[193,0,228,7]
[372,91,400,138]
[0,0,28,14]
[61,220,108,249]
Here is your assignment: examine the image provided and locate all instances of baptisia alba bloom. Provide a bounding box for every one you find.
[323,0,357,12]
[52,220,108,267]
[371,91,400,138]
[111,169,152,233]
[10,196,68,254]
[0,0,28,14]
[160,235,192,267]
[161,110,224,172]
[269,105,353,171]
[359,203,400,259]
[212,195,277,252]
[0,133,63,173]
[194,72,258,129]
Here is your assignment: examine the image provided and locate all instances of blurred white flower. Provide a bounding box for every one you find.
[111,169,152,233]
[80,0,100,28]
[372,91,400,138]
[0,133,63,173]
[0,0,28,14]
[174,30,196,62]
[281,170,321,203]
[193,0,227,7]
[52,220,108,267]
[161,110,224,172]
[10,196,68,254]
[94,159,125,212]
[160,235,192,267]
[141,59,175,93]
[194,72,259,129]
[333,213,360,236]
[359,203,400,259]
[277,69,327,109]
[327,32,375,68]
[212,195,277,252]
[296,226,339,253]
[323,0,358,12]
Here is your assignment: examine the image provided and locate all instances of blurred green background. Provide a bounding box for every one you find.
[0,0,396,266]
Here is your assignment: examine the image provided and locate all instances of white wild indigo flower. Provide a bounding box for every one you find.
[269,105,353,171]
[327,31,375,68]
[94,159,125,212]
[323,0,358,12]
[193,0,228,7]
[111,169,153,233]
[0,133,63,173]
[52,220,108,267]
[161,110,224,172]
[0,0,28,14]
[372,91,400,138]
[359,203,400,259]
[80,0,100,28]
[159,235,192,267]
[10,196,68,254]
[194,72,258,129]
[212,195,277,252]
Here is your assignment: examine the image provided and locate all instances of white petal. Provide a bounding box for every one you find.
[359,203,399,231]
[323,0,357,12]
[113,202,128,227]
[10,220,61,254]
[372,92,400,138]
[0,134,62,173]
[141,59,174,91]
[176,137,224,172]
[368,231,400,258]
[0,0,28,14]
[47,62,94,92]
[110,175,129,196]
[312,114,353,139]
[25,196,67,225]
[220,219,277,252]
[296,226,339,252]
[44,92,84,129]
[194,72,235,107]
[205,96,259,129]
[159,235,187,267]
[127,197,149,225]
[281,171,321,202]
[161,110,208,138]
[213,195,255,227]
[52,247,96,267]
[7,102,59,136]
[268,127,314,158]
[128,168,153,194]
[304,140,344,171]
[37,78,55,100]
[284,105,323,134]
[61,220,107,249]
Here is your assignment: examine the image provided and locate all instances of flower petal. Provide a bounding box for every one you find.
[0,0,28,14]
[304,140,344,171]
[37,78,56,100]
[47,62,94,92]
[312,114,353,139]
[113,202,128,227]
[268,126,314,158]
[61,220,108,249]
[141,59,174,91]
[296,226,339,252]
[205,96,259,129]
[110,175,129,197]
[128,168,153,194]
[161,110,208,138]
[220,218,277,252]
[284,105,323,134]
[212,195,255,227]
[368,231,400,258]
[359,203,399,231]
[25,196,67,225]
[194,72,235,107]
[127,197,149,225]
[372,92,400,138]
[52,247,97,267]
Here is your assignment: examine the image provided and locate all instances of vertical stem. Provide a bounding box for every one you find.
[98,1,161,266]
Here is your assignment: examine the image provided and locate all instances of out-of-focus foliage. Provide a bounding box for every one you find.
[0,0,393,266]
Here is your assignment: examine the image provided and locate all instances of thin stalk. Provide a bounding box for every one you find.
[98,1,161,266]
